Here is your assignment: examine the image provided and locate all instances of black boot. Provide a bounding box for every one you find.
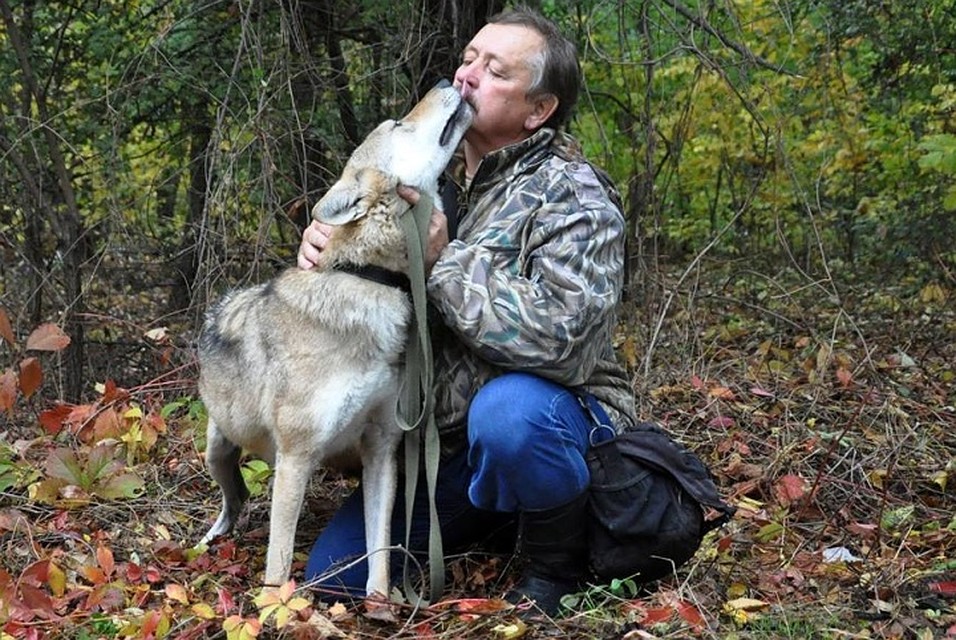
[505,492,591,616]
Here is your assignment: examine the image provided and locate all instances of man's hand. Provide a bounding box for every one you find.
[297,220,334,271]
[397,185,449,274]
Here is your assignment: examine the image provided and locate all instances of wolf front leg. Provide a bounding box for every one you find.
[361,427,402,599]
[263,452,312,586]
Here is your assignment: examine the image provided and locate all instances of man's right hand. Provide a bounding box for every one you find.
[297,220,334,270]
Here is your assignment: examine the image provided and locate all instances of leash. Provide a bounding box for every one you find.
[396,192,443,607]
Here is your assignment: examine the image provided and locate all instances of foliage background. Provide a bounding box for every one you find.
[1,0,954,638]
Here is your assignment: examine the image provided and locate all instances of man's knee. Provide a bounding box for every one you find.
[467,372,551,453]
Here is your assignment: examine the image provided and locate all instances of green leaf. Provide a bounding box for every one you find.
[45,448,87,486]
[96,471,145,500]
[881,504,916,531]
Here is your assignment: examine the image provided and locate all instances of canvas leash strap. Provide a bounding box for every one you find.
[395,193,443,608]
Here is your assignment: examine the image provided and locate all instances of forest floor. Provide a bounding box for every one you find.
[1,259,954,639]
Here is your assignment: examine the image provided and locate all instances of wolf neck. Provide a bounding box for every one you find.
[333,262,410,293]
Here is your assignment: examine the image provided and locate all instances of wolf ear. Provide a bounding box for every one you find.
[312,182,365,225]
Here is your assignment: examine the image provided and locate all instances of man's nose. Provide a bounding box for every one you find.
[455,62,479,93]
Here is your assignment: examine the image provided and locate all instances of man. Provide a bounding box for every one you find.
[298,6,637,615]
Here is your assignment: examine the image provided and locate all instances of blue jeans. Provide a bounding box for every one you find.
[303,372,595,598]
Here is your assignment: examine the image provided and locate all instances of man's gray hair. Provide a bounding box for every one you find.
[488,5,581,131]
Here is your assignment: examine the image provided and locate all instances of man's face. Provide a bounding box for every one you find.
[453,23,554,155]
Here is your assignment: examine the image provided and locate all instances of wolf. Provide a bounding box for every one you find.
[197,80,473,598]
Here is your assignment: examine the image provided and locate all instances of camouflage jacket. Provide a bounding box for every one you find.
[427,127,637,456]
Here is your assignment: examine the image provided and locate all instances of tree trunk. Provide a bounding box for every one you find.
[168,101,212,314]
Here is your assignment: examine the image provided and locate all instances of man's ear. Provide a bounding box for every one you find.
[524,93,559,130]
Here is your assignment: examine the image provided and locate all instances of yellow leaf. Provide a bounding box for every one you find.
[288,596,311,612]
[165,582,190,605]
[920,282,947,303]
[931,469,947,491]
[192,603,217,619]
[124,406,144,419]
[492,619,528,639]
[869,469,887,489]
[724,597,769,612]
[47,562,66,597]
[274,606,291,629]
[258,603,279,624]
[726,582,748,599]
[253,587,280,608]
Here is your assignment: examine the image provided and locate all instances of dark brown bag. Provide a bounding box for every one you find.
[585,419,735,582]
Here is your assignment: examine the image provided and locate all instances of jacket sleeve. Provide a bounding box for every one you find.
[426,161,626,387]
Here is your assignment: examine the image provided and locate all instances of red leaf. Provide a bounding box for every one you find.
[20,584,57,620]
[100,379,128,404]
[25,324,71,352]
[836,367,853,388]
[39,404,74,436]
[20,560,50,587]
[453,598,509,613]
[774,474,807,506]
[18,358,42,399]
[0,369,16,412]
[97,546,115,578]
[126,562,143,583]
[79,565,107,585]
[145,565,162,583]
[708,386,736,401]
[643,606,674,625]
[0,307,14,346]
[750,386,775,398]
[929,581,956,597]
[708,416,735,429]
[141,610,161,637]
[217,586,237,615]
[676,600,706,630]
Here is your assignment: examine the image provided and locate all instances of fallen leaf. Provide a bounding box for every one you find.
[25,324,71,352]
[836,366,853,388]
[724,597,770,612]
[928,581,956,598]
[774,474,807,506]
[677,600,706,630]
[709,386,736,400]
[453,597,511,615]
[0,369,16,412]
[166,582,190,605]
[642,607,674,625]
[17,358,42,398]
[708,416,735,429]
[0,307,14,345]
[492,619,527,639]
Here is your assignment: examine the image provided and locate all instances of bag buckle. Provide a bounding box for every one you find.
[589,423,616,446]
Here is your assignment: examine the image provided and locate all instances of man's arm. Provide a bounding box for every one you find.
[427,165,626,386]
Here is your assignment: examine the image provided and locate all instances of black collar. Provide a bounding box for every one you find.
[334,262,411,294]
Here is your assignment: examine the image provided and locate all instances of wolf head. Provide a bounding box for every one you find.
[312,80,473,228]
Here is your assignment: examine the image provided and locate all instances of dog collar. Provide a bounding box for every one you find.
[334,263,411,294]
